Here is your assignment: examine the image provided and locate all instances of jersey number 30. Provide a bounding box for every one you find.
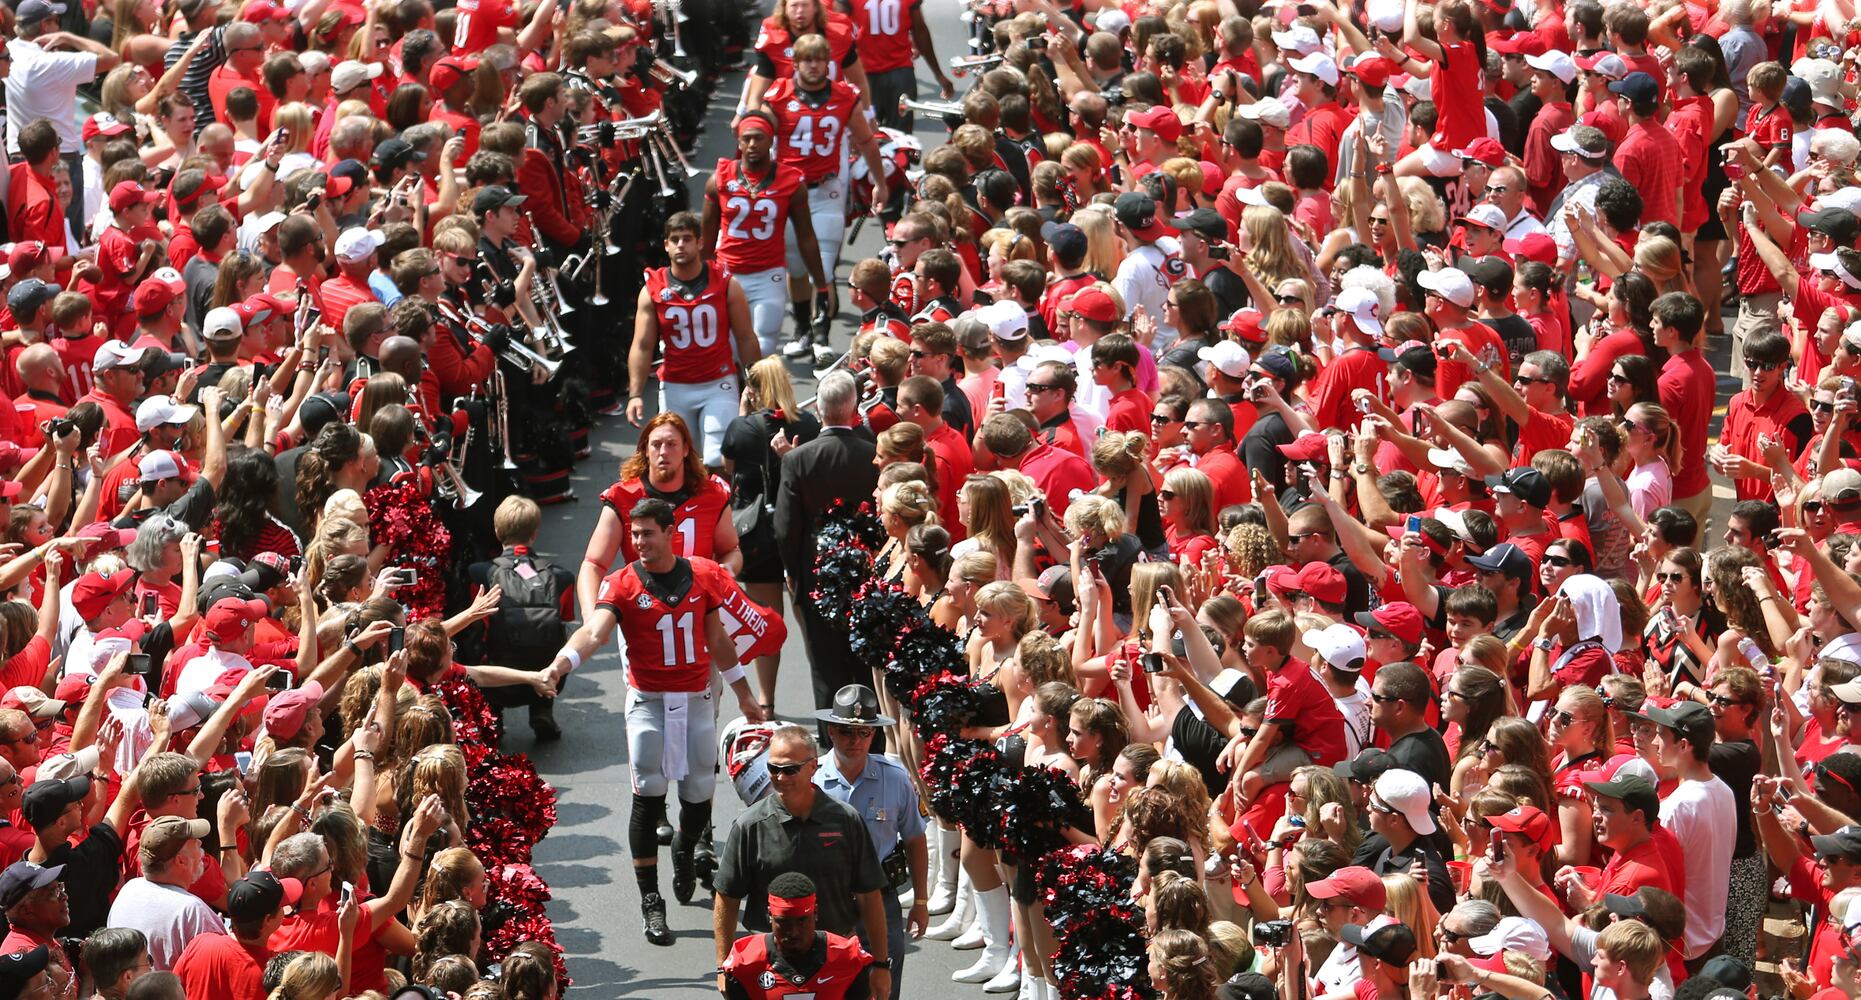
[663,304,719,349]
[725,196,779,240]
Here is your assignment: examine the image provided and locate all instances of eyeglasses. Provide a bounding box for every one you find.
[1814,400,1838,413]
[1819,762,1858,796]
[1486,184,1511,195]
[1514,374,1555,386]
[1444,688,1470,700]
[1708,694,1750,708]
[828,725,875,739]
[1370,692,1405,704]
[1180,420,1207,430]
[1439,927,1467,944]
[1476,739,1497,756]
[1150,413,1176,425]
[1808,501,1827,513]
[1746,358,1784,372]
[1549,709,1578,726]
[1367,797,1399,815]
[908,349,929,359]
[1275,294,1302,305]
[1655,571,1686,583]
[175,786,202,796]
[1158,489,1177,500]
[1368,216,1390,227]
[1287,532,1323,544]
[767,760,809,776]
[1607,371,1629,383]
[1025,382,1057,393]
[1619,418,1645,435]
[1543,553,1573,568]
[1240,725,1260,739]
[887,237,912,247]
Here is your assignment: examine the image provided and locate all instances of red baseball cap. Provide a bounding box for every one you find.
[1451,137,1507,166]
[1487,805,1555,848]
[72,570,137,621]
[108,181,160,213]
[134,276,181,318]
[239,1,291,20]
[80,112,132,144]
[53,674,93,705]
[1487,30,1547,56]
[6,241,59,275]
[204,597,268,643]
[1354,601,1425,646]
[1224,308,1267,343]
[429,55,479,93]
[1307,866,1388,910]
[1066,287,1120,324]
[1277,432,1330,461]
[1579,109,1627,145]
[262,679,325,740]
[1296,563,1348,606]
[1504,232,1558,267]
[75,521,137,556]
[1126,104,1183,144]
[1344,56,1398,89]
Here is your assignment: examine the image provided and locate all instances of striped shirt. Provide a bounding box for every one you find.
[164,26,227,133]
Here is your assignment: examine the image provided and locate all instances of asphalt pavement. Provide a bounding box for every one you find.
[513,4,982,995]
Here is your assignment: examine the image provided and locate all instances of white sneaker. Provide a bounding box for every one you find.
[780,338,814,359]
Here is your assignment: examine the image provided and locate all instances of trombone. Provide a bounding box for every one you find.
[949,53,1002,75]
[899,96,965,119]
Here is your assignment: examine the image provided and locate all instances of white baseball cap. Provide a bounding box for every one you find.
[1093,8,1130,32]
[334,227,385,262]
[1287,52,1340,87]
[1373,768,1438,835]
[975,300,1028,341]
[1270,24,1321,53]
[330,59,384,94]
[1460,203,1510,232]
[92,340,148,374]
[1469,916,1552,963]
[202,306,244,341]
[1197,340,1251,378]
[1416,267,1476,308]
[134,394,198,432]
[1302,623,1367,671]
[138,449,189,482]
[1336,286,1384,334]
[1524,49,1577,84]
[1235,96,1292,128]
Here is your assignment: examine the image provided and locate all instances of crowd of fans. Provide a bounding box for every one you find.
[662,0,1861,993]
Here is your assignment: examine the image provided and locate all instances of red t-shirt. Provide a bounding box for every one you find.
[269,894,393,993]
[1264,656,1347,766]
[1658,350,1716,499]
[1018,442,1097,516]
[1105,387,1152,441]
[174,931,270,1000]
[451,0,518,53]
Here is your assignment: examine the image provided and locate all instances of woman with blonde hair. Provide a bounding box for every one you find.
[1092,430,1164,555]
[1634,235,1693,296]
[416,847,488,922]
[1382,873,1440,959]
[937,550,998,632]
[1062,144,1111,201]
[1073,205,1125,278]
[1264,306,1312,353]
[397,743,470,843]
[954,474,1017,577]
[268,951,343,1000]
[1238,205,1306,293]
[1159,467,1219,564]
[877,480,939,583]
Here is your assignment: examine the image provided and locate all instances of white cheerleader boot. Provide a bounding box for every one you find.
[927,826,960,915]
[926,868,973,941]
[982,945,1022,993]
[953,886,1013,982]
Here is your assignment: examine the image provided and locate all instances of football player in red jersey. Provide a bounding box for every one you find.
[547,498,767,946]
[703,113,825,360]
[628,212,760,465]
[577,412,742,620]
[722,873,877,1000]
[846,0,954,130]
[766,33,890,365]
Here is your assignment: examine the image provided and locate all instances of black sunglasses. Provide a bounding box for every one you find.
[1150,413,1177,425]
[1814,400,1838,413]
[767,760,808,776]
[1543,553,1573,568]
[1746,358,1784,372]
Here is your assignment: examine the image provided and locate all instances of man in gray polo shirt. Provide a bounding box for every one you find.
[713,725,891,1000]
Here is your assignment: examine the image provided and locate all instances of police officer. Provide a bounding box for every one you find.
[813,685,926,1000]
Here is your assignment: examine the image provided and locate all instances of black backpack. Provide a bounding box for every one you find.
[484,553,569,669]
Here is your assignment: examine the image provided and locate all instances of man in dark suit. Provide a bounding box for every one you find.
[774,371,880,740]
